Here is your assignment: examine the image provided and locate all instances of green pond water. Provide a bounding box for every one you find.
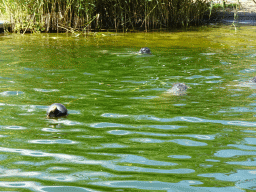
[1,25,256,191]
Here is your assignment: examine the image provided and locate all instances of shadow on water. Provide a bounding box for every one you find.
[1,26,256,191]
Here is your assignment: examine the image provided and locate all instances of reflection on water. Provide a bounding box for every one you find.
[1,26,256,191]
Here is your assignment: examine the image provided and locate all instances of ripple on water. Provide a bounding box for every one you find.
[250,93,256,97]
[28,139,78,144]
[89,180,210,191]
[227,159,256,166]
[186,75,204,79]
[173,104,186,106]
[52,119,82,126]
[103,162,194,174]
[100,143,127,148]
[42,175,75,182]
[21,104,47,112]
[0,165,116,184]
[131,138,166,143]
[40,186,99,192]
[236,178,256,191]
[181,56,193,60]
[41,128,60,132]
[83,72,94,76]
[0,182,99,191]
[67,109,81,114]
[214,149,256,158]
[107,130,131,135]
[90,122,126,128]
[200,53,216,56]
[240,68,256,73]
[0,147,102,165]
[205,75,222,79]
[199,169,256,186]
[5,126,26,130]
[0,181,39,189]
[101,113,129,118]
[199,164,213,168]
[0,169,40,177]
[116,154,176,166]
[205,159,220,162]
[0,154,8,161]
[226,121,256,127]
[170,139,208,146]
[78,135,103,139]
[33,88,59,92]
[228,144,256,150]
[137,131,171,137]
[178,134,215,140]
[180,117,205,122]
[136,115,206,123]
[149,125,186,130]
[130,96,159,100]
[98,113,256,128]
[205,80,223,84]
[168,155,191,159]
[47,167,70,171]
[244,138,256,145]
[229,107,255,113]
[246,53,256,58]
[0,91,24,96]
[108,130,171,137]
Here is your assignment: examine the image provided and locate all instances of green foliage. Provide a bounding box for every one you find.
[210,2,240,12]
[0,0,213,32]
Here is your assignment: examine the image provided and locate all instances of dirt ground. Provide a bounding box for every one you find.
[214,0,256,13]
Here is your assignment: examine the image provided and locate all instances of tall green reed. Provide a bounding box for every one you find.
[0,0,211,33]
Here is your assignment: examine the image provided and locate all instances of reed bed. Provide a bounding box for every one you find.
[0,0,212,33]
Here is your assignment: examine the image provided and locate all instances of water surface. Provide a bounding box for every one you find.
[1,26,256,191]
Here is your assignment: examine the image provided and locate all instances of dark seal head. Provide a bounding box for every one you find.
[250,76,256,83]
[138,47,152,54]
[166,83,189,96]
[47,103,68,118]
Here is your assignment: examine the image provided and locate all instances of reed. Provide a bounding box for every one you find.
[0,0,214,33]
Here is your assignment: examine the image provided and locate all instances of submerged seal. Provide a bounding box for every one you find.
[138,47,152,54]
[250,76,256,83]
[166,83,189,95]
[47,103,68,118]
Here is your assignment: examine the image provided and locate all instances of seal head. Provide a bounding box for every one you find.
[47,103,68,118]
[166,83,189,96]
[138,47,152,54]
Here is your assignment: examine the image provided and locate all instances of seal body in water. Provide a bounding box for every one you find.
[47,103,68,118]
[166,83,189,95]
[250,76,256,83]
[138,47,152,54]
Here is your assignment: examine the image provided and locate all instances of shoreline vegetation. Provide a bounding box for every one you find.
[0,0,240,33]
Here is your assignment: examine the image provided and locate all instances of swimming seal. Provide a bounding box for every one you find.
[166,83,189,95]
[250,76,256,83]
[138,47,152,54]
[47,103,68,118]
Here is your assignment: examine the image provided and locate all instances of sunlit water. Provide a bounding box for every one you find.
[1,25,256,191]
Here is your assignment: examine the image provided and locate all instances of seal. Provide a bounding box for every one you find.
[166,83,189,95]
[47,103,68,118]
[138,47,152,54]
[250,76,256,83]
